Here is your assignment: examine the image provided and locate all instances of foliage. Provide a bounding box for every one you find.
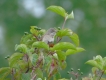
[66,55,106,80]
[0,5,84,80]
[1,5,106,80]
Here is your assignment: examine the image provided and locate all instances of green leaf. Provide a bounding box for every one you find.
[53,72,61,80]
[37,78,42,80]
[30,26,38,35]
[56,29,79,46]
[47,6,66,17]
[53,53,58,60]
[67,11,74,19]
[69,33,79,46]
[66,47,85,56]
[38,29,46,35]
[65,49,76,56]
[59,61,67,69]
[86,60,97,67]
[52,42,76,50]
[94,55,104,70]
[92,67,99,74]
[32,41,49,50]
[58,78,69,80]
[14,71,21,80]
[17,60,28,72]
[103,57,106,70]
[36,68,43,79]
[56,29,73,37]
[94,55,103,63]
[15,44,27,53]
[9,52,24,67]
[86,60,103,70]
[4,78,11,80]
[44,56,52,73]
[0,67,11,79]
[29,53,39,66]
[56,51,66,61]
[21,73,31,80]
[21,33,33,42]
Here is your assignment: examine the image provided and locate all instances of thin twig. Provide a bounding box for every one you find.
[34,35,40,41]
[62,18,67,29]
[31,59,43,80]
[31,74,36,80]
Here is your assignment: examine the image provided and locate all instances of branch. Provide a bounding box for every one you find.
[98,70,105,80]
[33,35,40,41]
[62,17,67,29]
[31,59,43,80]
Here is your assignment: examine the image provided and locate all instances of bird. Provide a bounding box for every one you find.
[42,28,56,47]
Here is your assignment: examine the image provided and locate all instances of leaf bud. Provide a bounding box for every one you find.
[24,32,28,35]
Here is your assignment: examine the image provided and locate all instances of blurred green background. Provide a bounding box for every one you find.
[0,0,106,78]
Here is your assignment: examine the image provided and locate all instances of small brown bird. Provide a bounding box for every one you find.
[42,28,56,47]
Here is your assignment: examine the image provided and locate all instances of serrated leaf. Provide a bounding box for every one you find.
[69,33,79,46]
[32,41,49,50]
[67,11,74,19]
[15,44,27,53]
[52,42,76,50]
[66,47,85,56]
[21,73,31,80]
[9,52,24,67]
[47,6,66,17]
[0,67,11,79]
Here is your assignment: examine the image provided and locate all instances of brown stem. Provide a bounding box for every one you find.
[31,59,43,80]
[62,18,67,29]
[31,74,36,80]
[11,68,15,80]
[34,35,40,41]
[98,70,105,80]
